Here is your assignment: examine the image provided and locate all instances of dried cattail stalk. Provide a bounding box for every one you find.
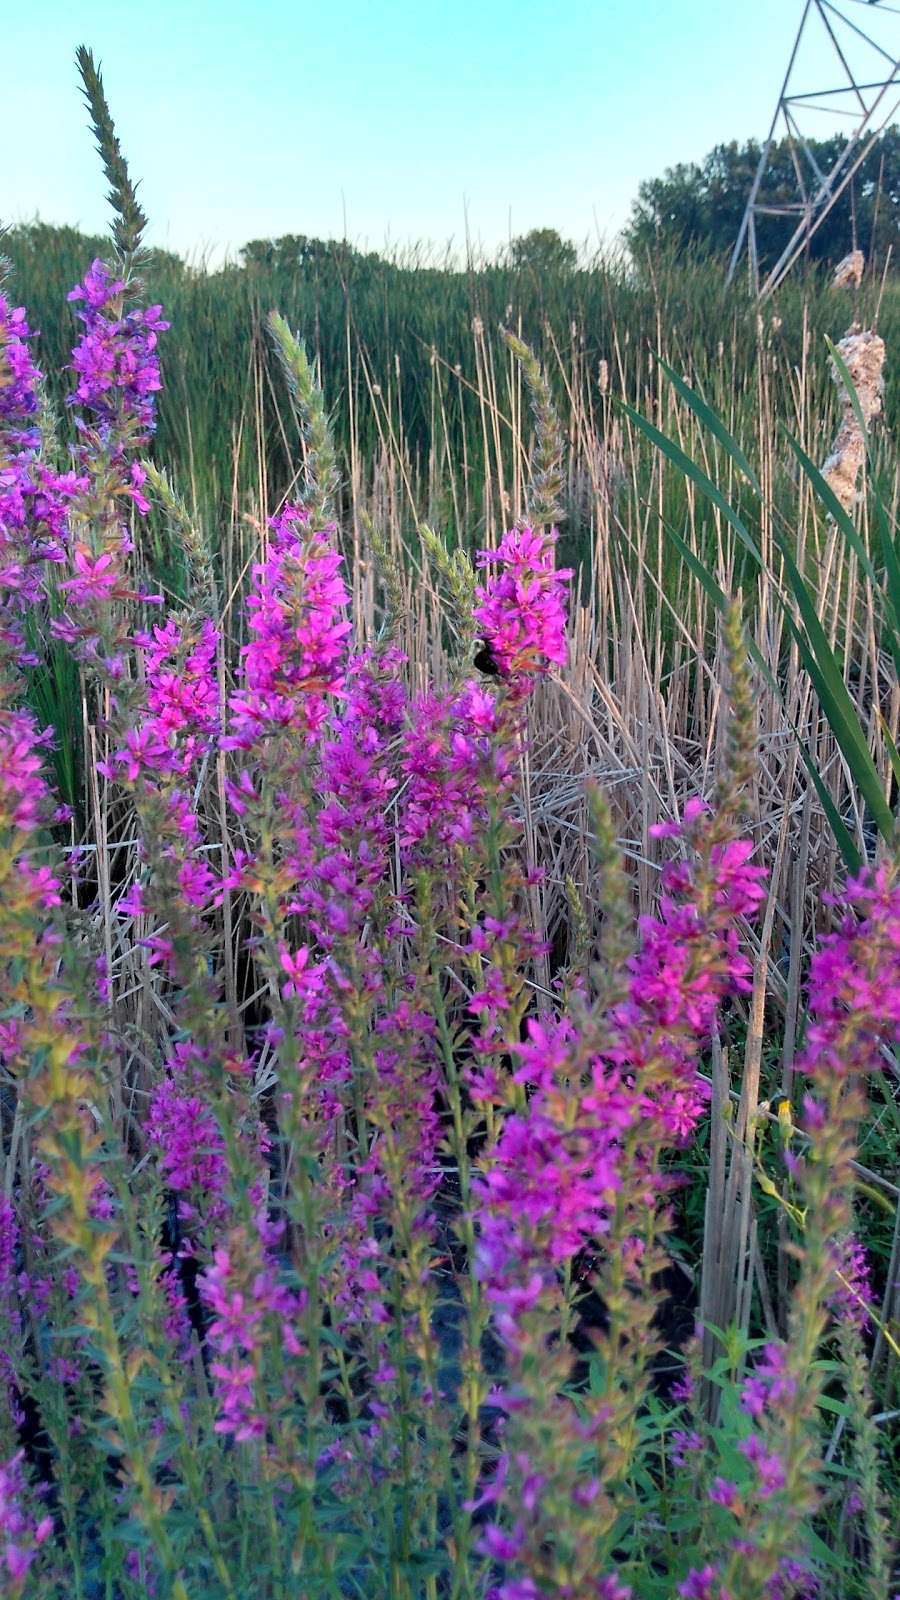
[820,327,885,514]
[831,249,865,290]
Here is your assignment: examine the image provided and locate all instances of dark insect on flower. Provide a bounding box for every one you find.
[473,638,502,677]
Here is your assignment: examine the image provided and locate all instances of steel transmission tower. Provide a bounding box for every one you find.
[727,0,900,297]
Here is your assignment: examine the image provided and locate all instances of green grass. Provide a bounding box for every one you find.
[8,220,894,550]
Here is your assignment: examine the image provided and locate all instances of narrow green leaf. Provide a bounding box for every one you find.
[782,427,886,606]
[879,713,900,791]
[871,489,900,653]
[815,1393,851,1418]
[791,728,863,875]
[656,354,762,497]
[825,336,869,442]
[617,398,762,567]
[663,523,862,871]
[644,405,878,864]
[775,532,895,841]
[822,337,900,648]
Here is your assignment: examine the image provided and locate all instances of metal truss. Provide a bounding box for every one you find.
[727,0,900,297]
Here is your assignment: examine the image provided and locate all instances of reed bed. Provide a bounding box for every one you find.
[1,51,898,1600]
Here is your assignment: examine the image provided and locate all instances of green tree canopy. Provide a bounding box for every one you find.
[3,220,184,282]
[238,234,380,276]
[626,127,900,270]
[507,228,578,274]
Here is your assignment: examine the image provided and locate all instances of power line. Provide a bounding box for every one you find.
[727,0,900,295]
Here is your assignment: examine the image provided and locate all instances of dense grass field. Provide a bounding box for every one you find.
[1,51,899,1600]
[11,218,900,539]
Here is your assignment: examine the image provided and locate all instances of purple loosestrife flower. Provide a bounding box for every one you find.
[309,647,406,931]
[105,614,223,986]
[198,1226,305,1442]
[156,1255,193,1360]
[399,684,502,860]
[0,294,86,668]
[142,615,219,770]
[0,1197,18,1312]
[0,706,57,839]
[678,1568,731,1600]
[720,861,900,1598]
[49,260,168,677]
[124,1548,158,1598]
[225,503,351,748]
[329,1175,391,1337]
[670,1429,705,1468]
[105,615,220,781]
[763,1560,818,1600]
[0,294,41,453]
[709,1478,740,1510]
[790,860,899,1337]
[0,1196,24,1429]
[608,807,766,1144]
[370,998,442,1214]
[472,797,766,1594]
[270,645,446,1401]
[798,860,900,1084]
[739,1435,786,1498]
[473,1025,633,1343]
[0,704,65,920]
[147,1045,229,1236]
[0,1451,53,1594]
[474,806,765,1344]
[272,646,407,953]
[68,258,124,311]
[474,523,571,688]
[826,1232,872,1327]
[740,1343,796,1422]
[57,545,120,604]
[67,259,168,439]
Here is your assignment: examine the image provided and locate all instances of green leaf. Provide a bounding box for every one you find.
[816,1392,851,1417]
[825,337,870,446]
[617,397,762,566]
[588,1353,608,1395]
[824,336,900,653]
[643,397,880,865]
[656,354,762,497]
[879,714,900,790]
[790,737,862,874]
[872,489,900,663]
[774,531,895,842]
[781,426,900,674]
[663,521,862,870]
[664,523,730,612]
[807,1527,845,1572]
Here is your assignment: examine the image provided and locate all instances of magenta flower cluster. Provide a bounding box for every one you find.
[474,523,571,683]
[147,1044,230,1236]
[198,1228,304,1441]
[67,259,169,440]
[0,294,41,452]
[0,1452,53,1590]
[2,212,896,1600]
[0,293,90,667]
[107,615,220,780]
[800,860,900,1080]
[226,502,351,747]
[473,801,766,1343]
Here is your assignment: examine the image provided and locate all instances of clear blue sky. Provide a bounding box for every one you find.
[6,0,898,264]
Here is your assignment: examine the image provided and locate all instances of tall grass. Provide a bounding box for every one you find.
[10,217,900,1067]
[10,221,900,540]
[3,78,900,1593]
